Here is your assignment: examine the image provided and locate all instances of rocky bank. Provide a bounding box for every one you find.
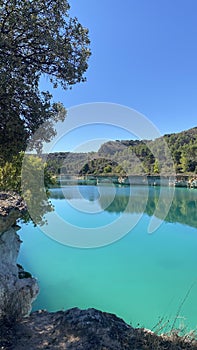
[0,192,196,350]
[0,192,39,324]
[1,308,197,350]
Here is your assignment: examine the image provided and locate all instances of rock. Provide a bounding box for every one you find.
[0,227,39,324]
[0,192,38,325]
[0,192,26,233]
[1,308,196,350]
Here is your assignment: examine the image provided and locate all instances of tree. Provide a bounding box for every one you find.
[180,153,189,173]
[0,153,23,191]
[103,165,112,173]
[153,159,160,174]
[80,163,90,175]
[0,0,90,163]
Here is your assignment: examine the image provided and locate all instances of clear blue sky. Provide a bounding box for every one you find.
[40,0,197,151]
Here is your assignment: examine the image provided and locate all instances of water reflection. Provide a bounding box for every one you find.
[49,186,197,229]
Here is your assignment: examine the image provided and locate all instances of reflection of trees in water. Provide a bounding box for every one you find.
[165,191,197,228]
[146,188,197,229]
[104,195,129,212]
[49,186,100,202]
[97,186,154,215]
[49,186,197,229]
[99,187,197,229]
[22,155,54,226]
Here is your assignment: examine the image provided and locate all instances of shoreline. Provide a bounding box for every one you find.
[55,174,197,188]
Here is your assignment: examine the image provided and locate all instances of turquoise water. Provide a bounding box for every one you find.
[18,186,197,333]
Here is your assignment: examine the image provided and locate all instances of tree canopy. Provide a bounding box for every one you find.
[0,0,90,163]
[45,126,197,176]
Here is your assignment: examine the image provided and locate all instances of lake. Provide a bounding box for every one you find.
[18,185,197,334]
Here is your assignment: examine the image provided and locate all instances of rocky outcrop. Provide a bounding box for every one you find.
[1,308,196,350]
[0,192,26,232]
[0,192,39,324]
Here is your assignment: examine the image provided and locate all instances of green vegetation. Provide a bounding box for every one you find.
[79,158,125,176]
[97,127,197,175]
[0,0,90,163]
[0,152,55,224]
[45,126,197,177]
[0,0,90,190]
[0,0,91,225]
[0,153,23,192]
[0,152,55,192]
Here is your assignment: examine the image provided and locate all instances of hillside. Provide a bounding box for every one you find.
[46,126,197,176]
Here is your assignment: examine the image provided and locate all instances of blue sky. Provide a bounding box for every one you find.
[40,0,197,152]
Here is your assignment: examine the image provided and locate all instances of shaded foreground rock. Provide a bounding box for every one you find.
[0,192,39,325]
[0,228,39,322]
[1,308,197,350]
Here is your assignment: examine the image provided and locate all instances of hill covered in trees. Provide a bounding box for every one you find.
[46,126,197,176]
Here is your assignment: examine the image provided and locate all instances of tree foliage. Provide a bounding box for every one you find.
[0,0,90,162]
[0,152,23,191]
[0,152,55,192]
[45,126,197,176]
[0,152,55,224]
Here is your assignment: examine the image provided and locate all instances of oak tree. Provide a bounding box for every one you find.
[0,0,90,163]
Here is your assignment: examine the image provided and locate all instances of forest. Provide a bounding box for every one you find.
[46,126,197,177]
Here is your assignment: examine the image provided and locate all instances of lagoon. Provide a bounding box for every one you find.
[18,185,197,333]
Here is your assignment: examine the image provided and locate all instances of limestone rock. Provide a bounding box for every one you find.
[0,192,26,233]
[0,192,38,324]
[0,227,39,323]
